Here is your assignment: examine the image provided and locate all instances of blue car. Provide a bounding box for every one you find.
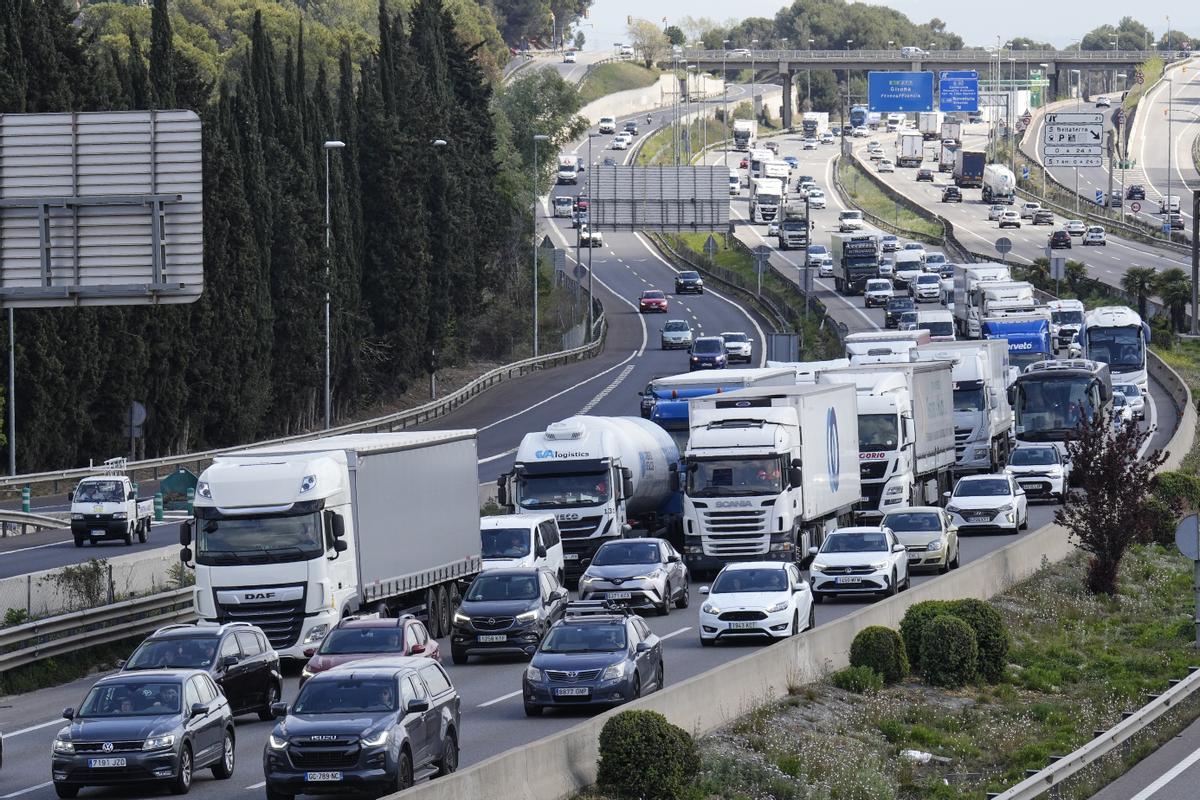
[522,603,664,716]
[688,336,727,371]
[782,155,798,169]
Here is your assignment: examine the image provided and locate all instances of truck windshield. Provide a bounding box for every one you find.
[196,511,324,564]
[1013,376,1097,440]
[686,458,784,497]
[519,473,610,509]
[919,320,953,338]
[1086,327,1144,371]
[481,528,531,559]
[953,385,985,412]
[1051,311,1083,326]
[74,480,125,503]
[859,414,899,450]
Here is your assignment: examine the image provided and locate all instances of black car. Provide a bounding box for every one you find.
[623,121,639,135]
[674,270,704,294]
[601,157,617,167]
[1032,209,1055,225]
[1049,230,1072,249]
[53,670,235,797]
[884,296,916,328]
[941,186,962,202]
[915,168,934,182]
[450,567,568,663]
[264,657,459,797]
[122,622,282,721]
[1126,184,1146,200]
[688,336,727,371]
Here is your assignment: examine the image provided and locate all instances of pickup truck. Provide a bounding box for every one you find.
[69,470,154,547]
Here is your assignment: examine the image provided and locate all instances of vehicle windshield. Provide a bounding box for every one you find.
[925,255,946,265]
[904,243,924,251]
[867,281,891,291]
[125,637,218,670]
[919,320,954,337]
[592,541,660,566]
[466,573,538,602]
[692,339,724,355]
[1112,393,1127,407]
[722,333,749,343]
[79,682,182,717]
[1085,326,1145,371]
[679,272,699,280]
[917,275,940,285]
[642,291,665,300]
[711,568,789,593]
[807,246,828,256]
[882,513,940,533]
[954,479,1012,497]
[953,385,985,412]
[887,298,915,310]
[859,414,899,450]
[195,511,324,565]
[481,527,531,559]
[1013,375,1099,439]
[519,472,610,509]
[686,458,785,497]
[664,321,691,332]
[1114,385,1139,398]
[782,220,807,230]
[820,532,889,552]
[74,480,125,503]
[840,212,862,220]
[1009,351,1046,371]
[540,623,626,653]
[1010,447,1057,466]
[318,628,405,655]
[293,678,397,714]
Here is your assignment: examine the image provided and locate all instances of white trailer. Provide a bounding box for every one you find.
[917,111,944,140]
[896,131,925,167]
[952,262,1012,339]
[845,330,932,364]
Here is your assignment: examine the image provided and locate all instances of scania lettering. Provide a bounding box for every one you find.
[1080,306,1150,392]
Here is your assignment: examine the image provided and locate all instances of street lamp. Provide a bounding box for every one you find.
[751,39,759,117]
[807,38,815,106]
[321,139,345,429]
[531,133,550,357]
[1109,33,1119,93]
[723,39,731,166]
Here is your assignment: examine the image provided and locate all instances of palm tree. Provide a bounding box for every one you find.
[1064,260,1088,292]
[1121,266,1158,318]
[1153,268,1191,332]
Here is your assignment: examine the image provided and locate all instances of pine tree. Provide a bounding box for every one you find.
[149,0,176,108]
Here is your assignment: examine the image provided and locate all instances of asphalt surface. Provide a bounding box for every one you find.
[1089,715,1200,800]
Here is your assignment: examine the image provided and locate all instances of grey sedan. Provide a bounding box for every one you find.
[660,319,694,350]
[578,538,690,615]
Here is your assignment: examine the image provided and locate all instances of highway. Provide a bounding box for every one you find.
[1089,716,1200,800]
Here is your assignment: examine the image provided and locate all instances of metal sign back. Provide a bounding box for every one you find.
[587,166,730,231]
[1177,514,1199,560]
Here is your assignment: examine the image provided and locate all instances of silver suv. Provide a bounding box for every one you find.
[578,538,690,616]
[660,319,694,350]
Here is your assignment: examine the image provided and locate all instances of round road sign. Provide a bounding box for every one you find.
[995,237,1013,255]
[1176,514,1199,560]
[1131,201,1142,213]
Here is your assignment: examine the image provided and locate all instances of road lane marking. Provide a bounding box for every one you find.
[478,446,519,465]
[245,781,267,790]
[1,539,72,555]
[478,689,523,708]
[2,782,54,798]
[579,364,636,415]
[1128,742,1200,799]
[660,626,692,640]
[6,718,65,737]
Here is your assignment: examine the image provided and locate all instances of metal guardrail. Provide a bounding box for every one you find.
[990,666,1200,799]
[0,316,607,494]
[0,509,70,536]
[0,588,195,674]
[682,49,1179,64]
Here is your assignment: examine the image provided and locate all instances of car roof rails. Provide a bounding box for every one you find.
[338,612,405,627]
[563,600,634,618]
[152,623,196,635]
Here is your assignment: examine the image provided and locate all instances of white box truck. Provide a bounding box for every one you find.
[69,458,154,547]
[183,432,482,660]
[556,155,582,184]
[941,118,963,143]
[818,362,956,519]
[845,330,932,364]
[679,384,861,574]
[918,111,944,140]
[896,131,925,167]
[913,340,1014,472]
[952,263,1012,339]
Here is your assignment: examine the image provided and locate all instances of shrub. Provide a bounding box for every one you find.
[3,607,30,627]
[849,625,908,684]
[946,599,1009,683]
[920,615,978,688]
[596,710,699,800]
[831,665,883,694]
[899,600,950,673]
[1139,494,1177,546]
[1152,471,1200,515]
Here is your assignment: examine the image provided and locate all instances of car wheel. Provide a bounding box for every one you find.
[807,603,816,631]
[885,570,898,597]
[675,582,690,609]
[790,610,799,636]
[397,749,415,790]
[1020,510,1029,531]
[655,660,665,691]
[73,538,83,548]
[211,729,235,779]
[524,701,543,717]
[938,555,950,575]
[170,744,192,795]
[54,786,79,799]
[258,682,280,722]
[631,673,642,700]
[124,526,133,546]
[950,544,961,570]
[658,583,671,616]
[138,520,148,544]
[812,591,825,604]
[451,647,468,665]
[699,635,714,647]
[434,730,459,777]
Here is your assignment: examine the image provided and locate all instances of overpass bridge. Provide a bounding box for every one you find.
[675,48,1180,128]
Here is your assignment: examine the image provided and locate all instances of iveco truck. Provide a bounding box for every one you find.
[679,384,861,574]
[184,432,482,661]
[913,340,1013,472]
[832,231,880,294]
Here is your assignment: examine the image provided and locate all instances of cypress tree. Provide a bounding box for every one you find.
[148,0,176,108]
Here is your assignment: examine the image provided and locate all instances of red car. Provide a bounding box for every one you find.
[573,197,589,213]
[739,157,748,169]
[299,615,439,685]
[639,289,669,313]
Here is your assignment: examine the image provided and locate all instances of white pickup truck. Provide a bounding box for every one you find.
[69,464,154,547]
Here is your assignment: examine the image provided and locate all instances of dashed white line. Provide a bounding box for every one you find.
[245,780,268,790]
[660,626,692,640]
[5,718,66,737]
[478,689,523,709]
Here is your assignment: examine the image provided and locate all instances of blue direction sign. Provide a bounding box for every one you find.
[1022,166,1031,180]
[868,71,934,113]
[1095,190,1105,205]
[938,71,979,112]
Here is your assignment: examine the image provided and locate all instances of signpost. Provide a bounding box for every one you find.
[995,236,1012,265]
[753,244,772,295]
[1050,254,1067,296]
[1095,189,1105,206]
[867,71,935,113]
[703,234,719,261]
[1044,111,1104,168]
[1175,514,1200,648]
[1131,201,1142,214]
[938,70,979,113]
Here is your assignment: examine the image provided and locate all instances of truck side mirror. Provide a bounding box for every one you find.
[68,490,74,502]
[1006,385,1016,406]
[180,547,193,564]
[621,467,634,500]
[330,513,345,539]
[669,462,680,493]
[496,476,508,507]
[788,467,804,488]
[333,540,347,553]
[128,490,136,500]
[179,521,192,547]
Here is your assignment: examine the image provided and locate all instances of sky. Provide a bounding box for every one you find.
[581,0,1200,51]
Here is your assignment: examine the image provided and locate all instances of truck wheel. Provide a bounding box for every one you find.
[434,585,451,640]
[426,588,443,638]
[137,519,148,544]
[124,525,133,546]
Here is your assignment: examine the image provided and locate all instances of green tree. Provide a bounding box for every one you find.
[628,18,669,69]
[1153,267,1191,332]
[1120,266,1158,318]
[664,25,685,46]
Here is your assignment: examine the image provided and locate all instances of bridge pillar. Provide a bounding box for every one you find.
[1045,63,1060,102]
[781,73,795,129]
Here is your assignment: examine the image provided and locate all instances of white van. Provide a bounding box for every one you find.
[480,513,565,583]
[553,195,574,217]
[1160,195,1180,214]
[598,116,616,134]
[729,169,740,195]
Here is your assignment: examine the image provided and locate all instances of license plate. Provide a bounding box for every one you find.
[729,621,757,629]
[607,591,632,600]
[554,687,589,697]
[563,553,580,561]
[90,530,105,537]
[477,634,506,643]
[88,758,126,768]
[907,552,921,560]
[836,576,863,584]
[305,772,342,782]
[969,516,991,523]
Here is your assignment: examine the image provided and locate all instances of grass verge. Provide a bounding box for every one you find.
[837,156,943,239]
[635,116,730,166]
[577,62,658,105]
[1149,338,1200,473]
[1123,56,1165,112]
[0,634,144,696]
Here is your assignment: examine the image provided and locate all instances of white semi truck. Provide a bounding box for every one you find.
[913,340,1013,472]
[896,131,925,167]
[952,263,1012,339]
[941,118,963,143]
[679,384,861,575]
[183,432,482,660]
[69,458,154,547]
[844,330,932,364]
[750,177,784,224]
[498,416,680,584]
[818,362,956,519]
[733,119,757,151]
[917,111,944,140]
[982,163,1016,204]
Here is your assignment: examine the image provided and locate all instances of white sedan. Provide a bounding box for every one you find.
[1006,443,1071,503]
[808,527,910,601]
[987,204,1007,221]
[698,561,813,645]
[803,138,818,150]
[818,256,834,277]
[808,190,827,209]
[1113,383,1146,420]
[1064,219,1087,236]
[611,136,628,150]
[767,221,781,237]
[944,473,1028,534]
[878,159,896,173]
[881,507,959,574]
[1082,225,1107,246]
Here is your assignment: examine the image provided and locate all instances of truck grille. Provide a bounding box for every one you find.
[557,516,604,539]
[955,428,972,458]
[702,509,767,533]
[214,586,306,649]
[289,746,360,768]
[860,460,888,481]
[699,509,769,557]
[856,484,885,514]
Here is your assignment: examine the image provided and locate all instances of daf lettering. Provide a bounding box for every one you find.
[244,591,276,601]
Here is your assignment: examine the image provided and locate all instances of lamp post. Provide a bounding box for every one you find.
[1167,15,1173,242]
[807,38,815,107]
[532,133,549,357]
[723,39,731,164]
[321,139,345,429]
[1008,57,1016,180]
[428,137,449,398]
[751,39,759,119]
[1109,33,1119,94]
[586,133,598,335]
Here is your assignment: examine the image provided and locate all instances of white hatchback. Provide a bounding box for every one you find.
[808,190,827,209]
[698,561,813,646]
[944,473,1028,534]
[808,527,910,601]
[1082,225,1107,246]
[1112,383,1145,419]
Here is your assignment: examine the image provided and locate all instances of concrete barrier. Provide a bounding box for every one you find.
[1148,350,1197,471]
[580,74,726,126]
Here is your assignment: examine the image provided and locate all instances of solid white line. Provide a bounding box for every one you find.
[477,689,523,709]
[244,780,267,790]
[1,782,54,799]
[659,626,692,640]
[478,446,519,465]
[5,718,64,737]
[0,539,70,555]
[1128,742,1200,800]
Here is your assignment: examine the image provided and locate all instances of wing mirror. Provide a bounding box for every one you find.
[190,702,209,718]
[409,644,425,655]
[698,586,710,595]
[333,540,348,552]
[496,475,508,507]
[535,544,547,559]
[222,654,239,668]
[635,642,651,653]
[68,491,74,502]
[62,707,75,720]
[892,543,906,553]
[128,490,136,500]
[270,702,289,719]
[406,698,430,714]
[179,521,192,547]
[553,587,569,600]
[808,546,819,556]
[943,491,952,500]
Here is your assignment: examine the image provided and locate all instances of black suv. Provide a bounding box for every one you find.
[450,568,569,663]
[941,186,962,202]
[915,168,933,182]
[264,657,460,797]
[1049,230,1072,249]
[122,622,282,720]
[884,296,916,328]
[53,670,235,797]
[623,121,639,135]
[1126,184,1145,200]
[674,270,704,294]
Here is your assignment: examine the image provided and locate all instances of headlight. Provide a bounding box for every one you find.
[143,734,176,751]
[301,665,315,679]
[766,600,790,613]
[197,480,212,500]
[869,560,888,571]
[53,738,74,754]
[525,665,544,683]
[302,624,329,645]
[1047,467,1062,477]
[997,504,1014,513]
[770,541,794,552]
[268,735,289,750]
[71,513,83,520]
[690,357,700,362]
[811,562,828,572]
[112,512,128,520]
[946,505,961,515]
[452,611,471,625]
[926,540,944,552]
[602,661,628,681]
[361,729,389,747]
[701,602,720,615]
[579,575,595,585]
[631,569,662,580]
[515,610,539,623]
[884,485,905,496]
